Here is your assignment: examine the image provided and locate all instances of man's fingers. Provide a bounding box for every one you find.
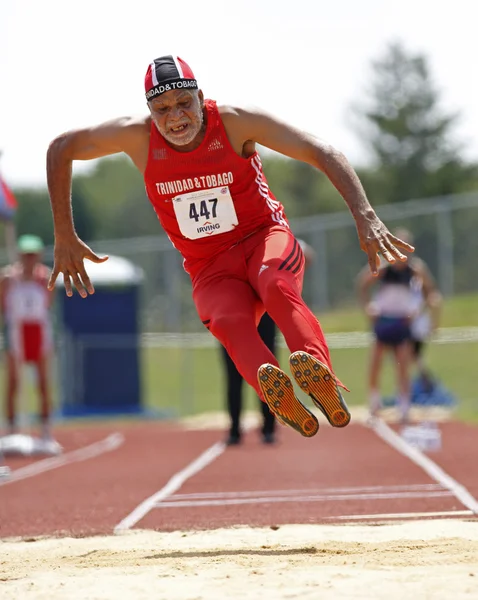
[71,273,88,298]
[388,234,415,253]
[386,240,407,262]
[63,273,73,297]
[378,241,396,264]
[77,264,95,295]
[85,252,109,264]
[52,241,106,298]
[367,249,380,276]
[48,268,59,291]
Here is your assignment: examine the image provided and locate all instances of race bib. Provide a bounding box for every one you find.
[9,282,47,321]
[173,186,238,240]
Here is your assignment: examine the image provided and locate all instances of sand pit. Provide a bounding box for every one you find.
[1,519,477,599]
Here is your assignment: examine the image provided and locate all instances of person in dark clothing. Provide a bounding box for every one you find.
[223,312,277,445]
[223,239,315,446]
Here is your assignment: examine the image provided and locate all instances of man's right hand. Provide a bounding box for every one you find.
[47,235,108,298]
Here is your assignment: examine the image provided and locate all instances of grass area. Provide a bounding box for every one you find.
[316,291,478,332]
[141,340,478,424]
[5,292,477,428]
[139,291,478,422]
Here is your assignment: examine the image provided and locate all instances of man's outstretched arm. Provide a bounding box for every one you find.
[46,117,147,297]
[225,106,415,274]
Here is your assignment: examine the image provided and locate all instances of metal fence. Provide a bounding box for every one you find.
[3,192,477,420]
[71,191,478,333]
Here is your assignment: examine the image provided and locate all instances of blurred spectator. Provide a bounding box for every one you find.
[223,239,315,445]
[0,235,59,449]
[356,228,441,422]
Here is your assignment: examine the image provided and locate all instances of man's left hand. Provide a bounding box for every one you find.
[356,214,415,275]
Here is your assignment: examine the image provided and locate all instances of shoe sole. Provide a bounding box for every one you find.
[257,364,319,438]
[289,351,351,428]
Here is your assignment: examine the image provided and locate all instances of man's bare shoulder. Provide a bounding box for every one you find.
[218,104,260,122]
[53,115,153,166]
[104,115,151,135]
[118,114,151,127]
[218,104,242,121]
[217,104,261,145]
[68,115,151,145]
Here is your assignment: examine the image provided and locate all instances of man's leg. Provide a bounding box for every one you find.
[221,344,244,444]
[246,227,350,427]
[247,229,338,379]
[194,276,277,397]
[257,313,276,438]
[194,272,318,437]
[35,357,52,440]
[5,353,18,435]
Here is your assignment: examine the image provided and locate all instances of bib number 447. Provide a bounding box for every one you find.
[189,198,218,222]
[173,185,239,239]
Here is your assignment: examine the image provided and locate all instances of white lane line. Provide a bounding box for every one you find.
[0,433,124,487]
[372,419,478,514]
[331,509,474,521]
[169,483,445,501]
[114,441,225,532]
[154,490,452,509]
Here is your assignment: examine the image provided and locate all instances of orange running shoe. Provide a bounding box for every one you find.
[257,364,319,438]
[289,351,351,428]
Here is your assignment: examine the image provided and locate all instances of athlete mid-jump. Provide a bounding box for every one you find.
[46,55,413,438]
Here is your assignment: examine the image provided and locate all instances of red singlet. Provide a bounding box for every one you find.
[144,99,289,277]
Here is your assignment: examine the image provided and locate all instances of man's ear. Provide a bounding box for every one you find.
[198,89,204,107]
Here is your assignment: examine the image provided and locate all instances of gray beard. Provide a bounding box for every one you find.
[157,110,204,146]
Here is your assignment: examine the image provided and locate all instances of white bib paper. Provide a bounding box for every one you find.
[7,281,48,322]
[173,186,238,240]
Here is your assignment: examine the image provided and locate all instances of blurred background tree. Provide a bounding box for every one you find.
[350,41,478,205]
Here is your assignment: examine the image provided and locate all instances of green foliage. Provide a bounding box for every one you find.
[73,156,157,240]
[351,41,477,204]
[261,153,346,217]
[140,340,478,422]
[12,292,478,423]
[13,187,55,245]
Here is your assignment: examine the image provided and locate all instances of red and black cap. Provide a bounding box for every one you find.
[145,55,198,101]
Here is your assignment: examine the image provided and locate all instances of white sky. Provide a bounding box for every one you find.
[0,0,476,187]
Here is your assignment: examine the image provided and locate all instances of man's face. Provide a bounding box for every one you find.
[148,89,204,149]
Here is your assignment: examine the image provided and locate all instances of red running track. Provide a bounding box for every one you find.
[0,420,477,538]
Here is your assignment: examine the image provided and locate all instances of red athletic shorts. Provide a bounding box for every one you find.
[5,321,48,363]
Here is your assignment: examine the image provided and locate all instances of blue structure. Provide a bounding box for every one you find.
[57,255,144,417]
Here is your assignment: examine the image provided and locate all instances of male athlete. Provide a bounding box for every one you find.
[46,55,413,438]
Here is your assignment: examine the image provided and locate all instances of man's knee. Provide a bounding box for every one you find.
[209,312,254,339]
[260,271,300,303]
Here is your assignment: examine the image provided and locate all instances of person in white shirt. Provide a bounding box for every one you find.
[357,229,441,422]
[0,235,57,444]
